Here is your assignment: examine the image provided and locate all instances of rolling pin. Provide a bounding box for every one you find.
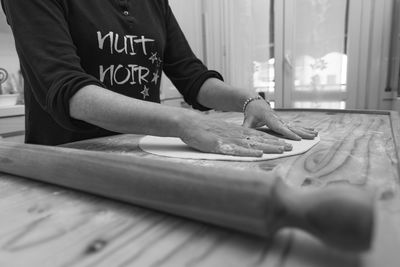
[0,141,374,252]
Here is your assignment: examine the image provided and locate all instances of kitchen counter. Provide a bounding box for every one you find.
[0,105,24,118]
[0,105,25,142]
[0,109,399,267]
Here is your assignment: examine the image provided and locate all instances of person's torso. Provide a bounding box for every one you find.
[22,0,170,145]
[61,0,167,102]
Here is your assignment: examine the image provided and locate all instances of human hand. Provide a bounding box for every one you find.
[242,98,318,140]
[178,114,293,157]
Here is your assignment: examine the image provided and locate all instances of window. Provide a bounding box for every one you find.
[284,0,349,109]
[203,0,276,106]
[204,0,395,110]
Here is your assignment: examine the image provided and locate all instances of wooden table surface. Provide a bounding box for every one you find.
[0,110,399,267]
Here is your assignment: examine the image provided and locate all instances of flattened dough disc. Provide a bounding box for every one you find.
[139,135,320,162]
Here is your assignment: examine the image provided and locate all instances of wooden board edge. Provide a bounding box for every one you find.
[274,108,391,115]
[389,111,400,180]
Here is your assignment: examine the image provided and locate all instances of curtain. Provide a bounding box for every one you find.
[289,0,348,109]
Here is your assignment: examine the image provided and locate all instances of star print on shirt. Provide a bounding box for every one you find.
[141,85,150,99]
[156,57,162,67]
[151,71,160,84]
[149,52,158,64]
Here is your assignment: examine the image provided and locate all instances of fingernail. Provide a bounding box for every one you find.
[284,144,293,151]
[255,150,263,157]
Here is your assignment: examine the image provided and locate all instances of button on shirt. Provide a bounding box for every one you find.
[1,0,222,145]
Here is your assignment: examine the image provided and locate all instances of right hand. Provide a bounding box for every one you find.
[178,114,293,157]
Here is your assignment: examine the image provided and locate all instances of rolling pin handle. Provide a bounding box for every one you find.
[272,181,374,252]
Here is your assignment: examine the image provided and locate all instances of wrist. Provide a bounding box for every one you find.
[243,95,263,113]
[173,109,201,138]
[243,95,271,114]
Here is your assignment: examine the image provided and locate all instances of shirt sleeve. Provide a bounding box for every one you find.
[162,0,223,111]
[1,0,104,132]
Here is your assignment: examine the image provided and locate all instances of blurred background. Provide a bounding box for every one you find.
[1,0,400,114]
[162,0,400,112]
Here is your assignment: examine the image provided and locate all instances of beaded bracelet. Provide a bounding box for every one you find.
[242,95,267,113]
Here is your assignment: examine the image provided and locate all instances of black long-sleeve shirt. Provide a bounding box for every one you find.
[1,0,222,145]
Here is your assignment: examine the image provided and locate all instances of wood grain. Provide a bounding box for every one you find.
[0,132,374,251]
[0,110,399,267]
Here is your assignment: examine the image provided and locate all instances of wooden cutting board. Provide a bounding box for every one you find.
[0,109,399,267]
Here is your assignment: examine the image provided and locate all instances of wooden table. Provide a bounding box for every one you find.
[0,110,399,267]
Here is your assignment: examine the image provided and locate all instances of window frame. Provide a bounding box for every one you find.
[203,0,396,110]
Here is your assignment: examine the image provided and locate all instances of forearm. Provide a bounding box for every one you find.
[197,78,259,112]
[69,85,196,137]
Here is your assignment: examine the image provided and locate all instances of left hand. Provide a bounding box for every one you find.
[242,99,318,140]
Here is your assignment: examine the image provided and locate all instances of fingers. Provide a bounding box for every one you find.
[216,142,263,157]
[240,127,293,151]
[304,127,316,131]
[225,138,287,154]
[261,114,301,141]
[273,124,302,141]
[266,114,318,141]
[243,105,319,142]
[210,120,291,156]
[247,136,293,151]
[246,142,285,154]
[243,129,280,141]
[296,127,317,136]
[181,115,314,158]
[289,126,318,140]
[242,113,304,143]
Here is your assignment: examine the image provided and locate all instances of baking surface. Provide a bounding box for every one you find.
[138,135,320,161]
[0,110,399,266]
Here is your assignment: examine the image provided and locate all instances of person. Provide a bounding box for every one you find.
[1,0,317,157]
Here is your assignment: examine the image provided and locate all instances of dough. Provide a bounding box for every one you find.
[139,135,320,162]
